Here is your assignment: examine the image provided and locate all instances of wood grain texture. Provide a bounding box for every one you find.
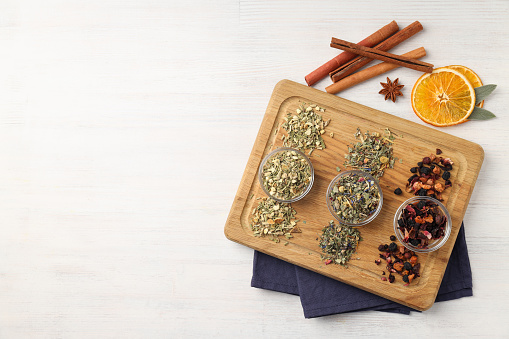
[0,0,509,337]
[225,80,483,311]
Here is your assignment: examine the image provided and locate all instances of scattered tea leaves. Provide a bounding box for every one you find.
[281,103,328,152]
[250,197,300,243]
[343,128,396,179]
[319,221,362,267]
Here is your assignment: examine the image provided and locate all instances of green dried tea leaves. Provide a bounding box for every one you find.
[250,197,300,243]
[262,150,312,201]
[281,104,329,153]
[329,172,381,224]
[344,128,396,179]
[319,221,362,266]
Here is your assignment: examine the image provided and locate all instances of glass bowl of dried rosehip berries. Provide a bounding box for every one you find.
[326,170,383,227]
[394,196,452,253]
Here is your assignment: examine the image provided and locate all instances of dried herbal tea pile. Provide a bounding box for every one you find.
[405,150,454,201]
[281,103,330,155]
[319,221,361,267]
[397,199,447,248]
[250,197,300,243]
[376,237,420,285]
[344,128,397,179]
[261,149,312,201]
[329,172,380,224]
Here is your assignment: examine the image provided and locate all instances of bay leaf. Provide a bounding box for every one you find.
[468,106,496,120]
[474,84,497,105]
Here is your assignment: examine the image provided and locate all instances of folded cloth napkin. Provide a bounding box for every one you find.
[252,223,472,318]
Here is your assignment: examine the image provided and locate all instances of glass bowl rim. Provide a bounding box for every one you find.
[258,147,315,203]
[393,196,452,253]
[326,169,383,227]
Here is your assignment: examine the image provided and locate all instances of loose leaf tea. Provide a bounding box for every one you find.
[262,149,312,201]
[397,199,447,249]
[328,172,380,224]
[344,128,396,179]
[281,103,329,153]
[405,153,454,201]
[250,197,300,243]
[319,221,362,267]
[376,237,420,286]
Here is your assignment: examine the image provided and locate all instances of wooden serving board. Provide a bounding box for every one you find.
[224,80,484,311]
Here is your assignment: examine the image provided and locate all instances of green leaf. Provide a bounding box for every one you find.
[468,106,496,120]
[474,84,497,105]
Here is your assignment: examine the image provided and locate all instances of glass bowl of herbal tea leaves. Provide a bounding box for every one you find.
[258,147,314,203]
[393,196,452,253]
[326,170,383,227]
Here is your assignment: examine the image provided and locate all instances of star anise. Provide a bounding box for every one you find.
[379,77,404,102]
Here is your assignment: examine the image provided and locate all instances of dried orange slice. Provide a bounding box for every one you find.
[411,67,475,127]
[447,65,484,107]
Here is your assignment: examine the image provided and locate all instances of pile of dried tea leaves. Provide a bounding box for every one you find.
[343,128,398,179]
[281,103,330,155]
[250,197,300,243]
[328,172,381,224]
[319,221,362,267]
[261,149,312,201]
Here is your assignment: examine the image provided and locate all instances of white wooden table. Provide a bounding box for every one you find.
[1,1,508,337]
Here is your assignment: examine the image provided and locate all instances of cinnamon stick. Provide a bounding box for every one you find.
[304,21,399,87]
[325,47,427,94]
[330,38,433,73]
[330,21,424,82]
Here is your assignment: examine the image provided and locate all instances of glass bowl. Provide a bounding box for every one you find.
[393,196,452,253]
[258,147,314,203]
[326,170,383,227]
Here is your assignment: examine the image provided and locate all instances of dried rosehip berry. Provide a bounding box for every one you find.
[378,244,385,251]
[417,188,427,196]
[383,244,389,251]
[410,167,418,173]
[394,188,402,195]
[388,242,398,252]
[420,167,431,175]
[402,274,409,283]
[404,262,412,271]
[442,171,451,180]
[436,148,442,155]
[423,157,431,165]
[390,235,396,241]
[408,174,418,183]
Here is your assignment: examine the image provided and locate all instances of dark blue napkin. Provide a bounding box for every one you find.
[252,223,472,318]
